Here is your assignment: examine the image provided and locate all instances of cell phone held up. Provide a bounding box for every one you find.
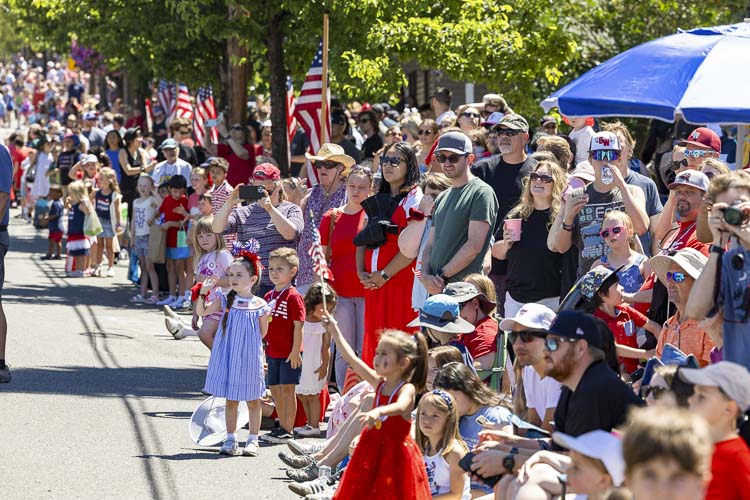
[239,185,266,201]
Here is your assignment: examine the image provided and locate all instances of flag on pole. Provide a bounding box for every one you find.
[293,40,330,185]
[144,97,153,134]
[308,213,331,281]
[174,83,193,121]
[286,76,297,144]
[194,86,219,148]
[157,80,175,125]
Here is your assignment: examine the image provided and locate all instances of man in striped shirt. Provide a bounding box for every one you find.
[208,157,235,246]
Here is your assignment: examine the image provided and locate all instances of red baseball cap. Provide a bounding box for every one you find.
[680,127,721,153]
[253,163,281,181]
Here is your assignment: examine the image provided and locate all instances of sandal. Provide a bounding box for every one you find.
[130,294,145,303]
[144,295,159,304]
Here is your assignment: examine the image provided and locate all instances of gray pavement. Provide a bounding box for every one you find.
[0,211,305,499]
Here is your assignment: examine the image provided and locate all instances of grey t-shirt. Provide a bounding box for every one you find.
[625,170,663,256]
[429,177,498,281]
[573,184,625,275]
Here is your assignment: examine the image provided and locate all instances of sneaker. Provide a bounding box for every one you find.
[40,255,53,260]
[0,365,11,383]
[67,270,85,278]
[286,464,320,483]
[172,297,187,309]
[288,476,332,497]
[157,295,177,306]
[295,425,321,438]
[305,484,337,500]
[106,267,115,277]
[242,440,259,457]
[219,437,239,456]
[162,304,180,319]
[118,249,128,261]
[92,265,102,277]
[288,440,325,456]
[261,426,294,444]
[165,317,185,339]
[279,450,315,469]
[52,255,62,260]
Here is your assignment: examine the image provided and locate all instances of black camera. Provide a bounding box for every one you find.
[722,200,748,226]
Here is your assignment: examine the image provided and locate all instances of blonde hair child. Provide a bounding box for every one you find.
[92,167,122,277]
[130,175,160,303]
[415,390,471,499]
[64,180,92,277]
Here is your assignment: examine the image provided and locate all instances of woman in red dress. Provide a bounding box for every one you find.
[357,142,423,366]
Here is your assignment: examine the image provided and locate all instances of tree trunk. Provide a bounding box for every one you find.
[223,6,249,128]
[267,11,289,176]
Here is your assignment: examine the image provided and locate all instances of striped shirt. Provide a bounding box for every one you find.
[224,201,304,287]
[211,180,235,246]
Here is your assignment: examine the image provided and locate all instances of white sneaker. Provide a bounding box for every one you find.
[242,440,259,457]
[157,296,177,306]
[67,270,84,278]
[288,476,332,497]
[219,437,239,456]
[165,317,185,339]
[295,425,321,438]
[106,267,115,277]
[162,305,180,319]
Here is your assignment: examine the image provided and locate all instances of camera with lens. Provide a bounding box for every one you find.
[722,200,749,226]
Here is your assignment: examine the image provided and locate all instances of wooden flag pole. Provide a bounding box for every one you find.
[320,11,330,148]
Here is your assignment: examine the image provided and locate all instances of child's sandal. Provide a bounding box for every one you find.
[130,294,145,303]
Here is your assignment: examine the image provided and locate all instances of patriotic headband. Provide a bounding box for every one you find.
[430,389,453,410]
[232,239,262,276]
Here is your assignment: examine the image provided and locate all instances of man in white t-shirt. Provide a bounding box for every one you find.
[151,138,192,185]
[499,303,561,432]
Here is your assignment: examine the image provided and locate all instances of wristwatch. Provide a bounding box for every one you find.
[380,270,391,281]
[561,221,574,231]
[502,454,516,474]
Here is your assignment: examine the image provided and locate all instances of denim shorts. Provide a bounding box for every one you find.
[98,219,115,238]
[165,246,190,260]
[267,356,302,386]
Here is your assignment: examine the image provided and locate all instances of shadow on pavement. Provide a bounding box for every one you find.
[135,450,226,461]
[143,411,194,419]
[0,366,207,400]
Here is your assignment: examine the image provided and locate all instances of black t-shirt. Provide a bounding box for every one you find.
[362,133,383,160]
[506,209,562,302]
[57,150,81,186]
[471,154,538,274]
[552,360,642,450]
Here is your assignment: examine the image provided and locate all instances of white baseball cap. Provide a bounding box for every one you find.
[499,303,556,332]
[679,361,750,412]
[553,430,625,486]
[589,131,621,152]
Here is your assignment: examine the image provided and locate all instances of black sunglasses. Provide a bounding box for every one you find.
[435,153,467,164]
[494,129,522,137]
[529,172,553,184]
[231,125,244,131]
[380,155,404,168]
[418,129,434,136]
[671,158,688,170]
[461,112,480,119]
[509,330,546,344]
[359,118,370,124]
[315,161,340,170]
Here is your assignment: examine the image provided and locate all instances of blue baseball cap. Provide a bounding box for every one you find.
[407,294,474,334]
[160,138,179,150]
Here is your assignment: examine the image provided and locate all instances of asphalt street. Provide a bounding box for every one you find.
[0,212,306,499]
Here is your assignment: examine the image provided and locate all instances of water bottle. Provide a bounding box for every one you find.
[601,165,614,185]
[318,465,332,479]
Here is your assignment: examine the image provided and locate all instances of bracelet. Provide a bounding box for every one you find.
[561,221,574,231]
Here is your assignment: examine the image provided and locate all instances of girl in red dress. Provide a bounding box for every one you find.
[324,312,431,500]
[357,142,423,366]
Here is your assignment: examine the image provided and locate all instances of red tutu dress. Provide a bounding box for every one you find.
[362,186,423,366]
[333,381,431,500]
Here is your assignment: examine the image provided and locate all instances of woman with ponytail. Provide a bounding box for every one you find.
[196,239,271,458]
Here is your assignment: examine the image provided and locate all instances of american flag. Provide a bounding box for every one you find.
[174,83,193,120]
[157,80,175,124]
[293,40,330,185]
[286,76,297,144]
[144,97,153,134]
[194,86,219,148]
[308,212,331,281]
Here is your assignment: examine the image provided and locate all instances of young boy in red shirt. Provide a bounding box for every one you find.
[260,247,305,443]
[152,175,189,308]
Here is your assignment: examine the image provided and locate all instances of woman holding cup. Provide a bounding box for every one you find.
[492,160,566,318]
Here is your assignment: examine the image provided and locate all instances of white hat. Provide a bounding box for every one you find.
[499,303,556,332]
[589,131,621,151]
[553,430,625,486]
[189,396,250,446]
[650,247,707,284]
[81,154,99,164]
[570,161,595,182]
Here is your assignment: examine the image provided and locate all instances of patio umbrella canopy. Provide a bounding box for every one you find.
[542,21,750,125]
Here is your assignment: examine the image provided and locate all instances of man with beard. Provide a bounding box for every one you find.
[498,303,561,432]
[472,114,537,314]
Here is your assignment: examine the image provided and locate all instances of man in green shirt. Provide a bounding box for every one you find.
[420,131,498,295]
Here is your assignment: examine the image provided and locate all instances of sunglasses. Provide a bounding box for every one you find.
[544,336,579,352]
[231,125,244,131]
[671,158,688,170]
[666,271,687,283]
[461,112,480,119]
[380,155,404,167]
[179,129,191,134]
[435,153,467,164]
[685,149,713,158]
[359,118,370,124]
[418,129,434,136]
[591,150,620,162]
[315,161,340,170]
[599,226,625,239]
[529,172,553,184]
[704,171,716,180]
[385,131,401,137]
[509,330,546,344]
[494,129,522,137]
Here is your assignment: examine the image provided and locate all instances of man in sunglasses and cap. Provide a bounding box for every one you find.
[550,131,649,275]
[498,303,560,432]
[443,282,499,370]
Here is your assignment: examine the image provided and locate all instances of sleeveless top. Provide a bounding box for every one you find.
[121,148,143,200]
[601,253,647,293]
[424,449,471,499]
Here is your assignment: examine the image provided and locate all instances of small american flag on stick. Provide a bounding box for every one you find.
[308,211,331,281]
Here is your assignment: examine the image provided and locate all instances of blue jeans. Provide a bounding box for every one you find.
[333,295,365,389]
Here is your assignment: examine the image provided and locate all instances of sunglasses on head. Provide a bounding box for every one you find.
[418,129,434,136]
[435,153,467,164]
[494,129,522,137]
[600,225,625,239]
[461,112,480,119]
[529,172,553,183]
[315,161,340,170]
[380,155,404,167]
[671,158,688,169]
[509,330,546,344]
[544,336,579,352]
[591,150,620,162]
[666,271,686,283]
[685,149,713,158]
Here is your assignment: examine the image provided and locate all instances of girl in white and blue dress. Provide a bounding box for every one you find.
[196,246,270,457]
